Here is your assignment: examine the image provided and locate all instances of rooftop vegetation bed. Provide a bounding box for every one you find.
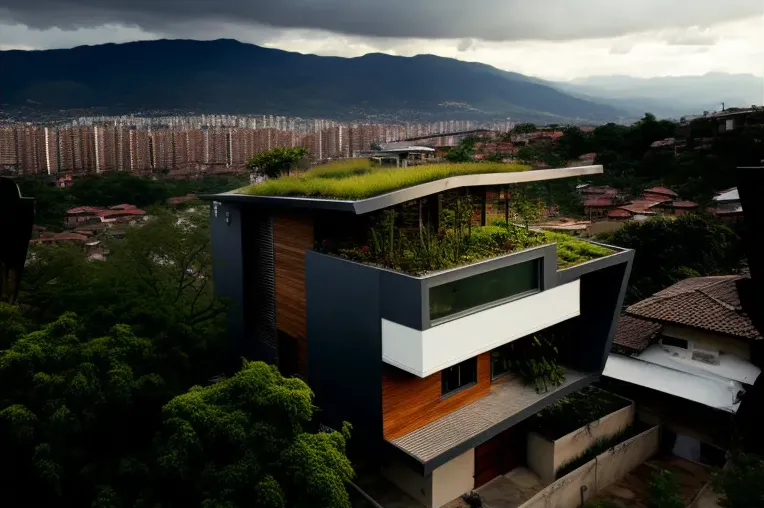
[324,216,614,276]
[529,387,632,441]
[237,159,531,200]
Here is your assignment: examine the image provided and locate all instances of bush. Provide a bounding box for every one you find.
[712,453,764,508]
[648,469,684,508]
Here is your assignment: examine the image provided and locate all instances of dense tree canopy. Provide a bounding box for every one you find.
[156,361,354,508]
[598,214,743,302]
[0,314,167,507]
[20,208,226,389]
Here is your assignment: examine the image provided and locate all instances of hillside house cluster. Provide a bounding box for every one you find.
[580,185,699,222]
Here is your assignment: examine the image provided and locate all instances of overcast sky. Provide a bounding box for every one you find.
[0,0,762,80]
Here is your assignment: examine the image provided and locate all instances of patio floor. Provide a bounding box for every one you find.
[588,455,712,508]
[390,370,592,464]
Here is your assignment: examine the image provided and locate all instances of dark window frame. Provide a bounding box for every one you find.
[441,357,478,397]
[429,259,541,324]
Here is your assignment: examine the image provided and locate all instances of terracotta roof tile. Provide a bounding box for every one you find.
[644,186,678,197]
[613,315,662,353]
[607,209,632,218]
[583,197,613,207]
[671,201,699,208]
[627,275,760,340]
[619,200,662,214]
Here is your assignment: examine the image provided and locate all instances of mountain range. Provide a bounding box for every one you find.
[555,73,763,119]
[0,39,761,123]
[0,39,627,123]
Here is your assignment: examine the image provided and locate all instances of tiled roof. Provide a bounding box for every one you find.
[613,315,662,353]
[583,197,614,207]
[640,193,673,203]
[109,204,137,210]
[644,186,677,197]
[626,275,761,340]
[619,200,662,215]
[607,209,632,218]
[66,206,104,215]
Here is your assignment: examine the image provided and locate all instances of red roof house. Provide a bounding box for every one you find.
[109,204,137,210]
[643,186,677,198]
[583,197,614,207]
[607,209,632,220]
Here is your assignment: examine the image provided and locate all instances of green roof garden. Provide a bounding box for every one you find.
[320,218,615,276]
[236,159,531,200]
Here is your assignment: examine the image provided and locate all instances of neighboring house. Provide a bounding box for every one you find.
[641,186,677,202]
[603,275,762,465]
[583,197,615,220]
[205,165,634,508]
[710,187,744,221]
[658,200,699,216]
[616,199,663,218]
[65,206,106,227]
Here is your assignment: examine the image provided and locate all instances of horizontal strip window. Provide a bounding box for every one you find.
[429,259,541,322]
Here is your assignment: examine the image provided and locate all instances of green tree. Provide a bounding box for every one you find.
[598,214,742,302]
[19,208,227,389]
[155,360,354,508]
[513,123,537,134]
[648,469,684,508]
[0,313,167,507]
[712,453,764,508]
[370,140,382,151]
[445,141,476,162]
[246,147,309,178]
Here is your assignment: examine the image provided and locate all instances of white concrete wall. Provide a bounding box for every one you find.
[662,324,751,360]
[383,280,581,377]
[521,426,660,508]
[432,449,475,508]
[527,401,635,483]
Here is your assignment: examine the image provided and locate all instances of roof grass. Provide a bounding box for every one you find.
[236,159,531,200]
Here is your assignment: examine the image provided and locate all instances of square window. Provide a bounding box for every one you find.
[441,358,478,396]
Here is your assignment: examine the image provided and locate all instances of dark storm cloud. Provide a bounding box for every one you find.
[0,0,761,42]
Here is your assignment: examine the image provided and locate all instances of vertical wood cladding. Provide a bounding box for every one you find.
[273,213,314,377]
[382,353,491,440]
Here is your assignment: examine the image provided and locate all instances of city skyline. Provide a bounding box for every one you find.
[0,117,513,175]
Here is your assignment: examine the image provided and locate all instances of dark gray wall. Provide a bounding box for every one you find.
[211,202,277,369]
[210,201,249,368]
[306,251,383,451]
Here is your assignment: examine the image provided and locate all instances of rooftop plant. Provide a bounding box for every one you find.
[327,213,613,276]
[529,387,631,441]
[237,159,531,200]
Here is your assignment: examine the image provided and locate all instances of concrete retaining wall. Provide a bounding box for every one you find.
[520,425,659,508]
[527,399,635,482]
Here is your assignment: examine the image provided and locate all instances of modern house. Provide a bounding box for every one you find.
[205,163,634,508]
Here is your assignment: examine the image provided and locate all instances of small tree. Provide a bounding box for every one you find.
[712,453,764,508]
[156,360,354,508]
[246,147,309,178]
[370,140,382,151]
[648,469,684,508]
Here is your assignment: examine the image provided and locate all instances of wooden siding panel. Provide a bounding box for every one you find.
[273,213,314,377]
[382,353,491,440]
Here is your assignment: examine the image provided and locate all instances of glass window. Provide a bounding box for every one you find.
[662,337,689,349]
[491,344,513,380]
[441,358,478,396]
[429,259,540,321]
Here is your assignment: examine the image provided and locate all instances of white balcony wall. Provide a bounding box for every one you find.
[382,280,581,377]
